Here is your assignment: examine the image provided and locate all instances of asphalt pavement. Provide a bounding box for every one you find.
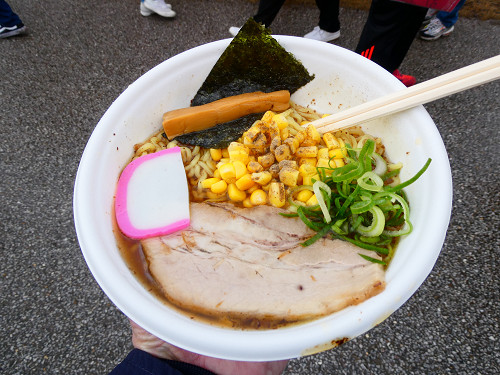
[1,0,499,374]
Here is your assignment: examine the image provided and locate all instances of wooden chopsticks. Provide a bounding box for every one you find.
[309,54,500,134]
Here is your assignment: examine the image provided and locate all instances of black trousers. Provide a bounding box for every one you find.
[254,0,340,32]
[355,0,427,73]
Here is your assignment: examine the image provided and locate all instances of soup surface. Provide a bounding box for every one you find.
[115,103,409,329]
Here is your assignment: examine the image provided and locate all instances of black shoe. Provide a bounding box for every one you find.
[0,23,26,39]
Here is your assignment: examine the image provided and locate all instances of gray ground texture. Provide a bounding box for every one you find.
[1,0,499,374]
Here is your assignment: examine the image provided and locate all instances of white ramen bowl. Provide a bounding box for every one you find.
[73,36,452,361]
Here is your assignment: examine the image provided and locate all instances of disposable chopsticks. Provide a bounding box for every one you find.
[308,54,500,134]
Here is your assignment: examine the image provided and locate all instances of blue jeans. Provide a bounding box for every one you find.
[0,0,22,27]
[437,0,466,28]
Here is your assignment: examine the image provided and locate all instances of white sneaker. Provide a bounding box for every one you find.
[229,26,241,37]
[419,17,454,40]
[140,0,176,18]
[304,26,340,42]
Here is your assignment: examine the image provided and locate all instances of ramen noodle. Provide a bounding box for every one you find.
[132,102,386,207]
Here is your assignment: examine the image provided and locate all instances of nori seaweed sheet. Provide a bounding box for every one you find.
[176,18,315,148]
[192,18,314,106]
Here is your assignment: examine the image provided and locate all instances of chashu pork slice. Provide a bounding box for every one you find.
[141,202,386,324]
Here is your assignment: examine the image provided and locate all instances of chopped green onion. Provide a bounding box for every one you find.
[355,206,385,237]
[301,224,331,247]
[296,206,323,232]
[283,137,429,266]
[338,235,389,255]
[371,153,387,176]
[385,158,431,192]
[373,191,413,236]
[357,171,384,192]
[312,180,332,223]
[358,253,387,265]
[350,198,375,215]
[359,235,381,243]
[331,219,348,235]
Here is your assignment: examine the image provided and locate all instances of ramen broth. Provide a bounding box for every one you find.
[113,103,413,329]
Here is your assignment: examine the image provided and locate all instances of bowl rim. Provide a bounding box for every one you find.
[74,36,453,360]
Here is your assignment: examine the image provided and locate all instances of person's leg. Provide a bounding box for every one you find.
[436,0,466,28]
[0,0,22,27]
[253,0,286,27]
[355,0,427,73]
[315,0,340,33]
[140,0,176,18]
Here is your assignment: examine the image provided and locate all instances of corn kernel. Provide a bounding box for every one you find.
[316,158,332,169]
[296,189,314,203]
[229,150,249,164]
[246,184,260,194]
[242,197,253,208]
[316,159,334,176]
[306,194,319,206]
[280,127,289,140]
[258,153,275,168]
[299,163,317,177]
[279,167,300,187]
[303,173,320,186]
[222,149,229,158]
[261,182,272,192]
[227,183,246,202]
[274,144,291,162]
[250,189,267,206]
[243,135,256,146]
[201,177,221,189]
[295,130,307,144]
[219,163,236,183]
[329,148,345,159]
[262,110,275,124]
[272,113,289,130]
[251,171,272,186]
[284,137,300,154]
[210,179,228,194]
[206,191,226,200]
[253,121,269,133]
[235,174,256,191]
[323,133,340,149]
[338,139,348,157]
[296,146,318,158]
[278,160,298,170]
[300,138,317,147]
[334,158,345,168]
[317,147,329,159]
[247,161,264,173]
[209,148,222,161]
[232,160,248,179]
[252,146,267,155]
[216,158,230,168]
[299,157,317,167]
[306,124,322,144]
[268,163,280,178]
[270,136,282,153]
[213,169,221,179]
[251,133,268,148]
[268,122,280,140]
[244,127,260,143]
[268,182,286,208]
